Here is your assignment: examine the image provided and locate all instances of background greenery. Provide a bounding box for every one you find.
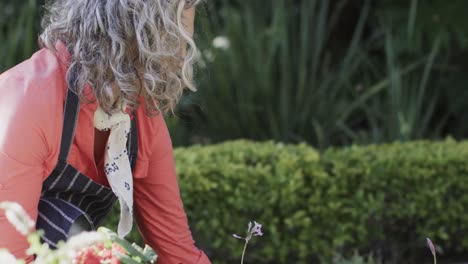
[107,139,468,264]
[177,0,468,148]
[2,0,468,263]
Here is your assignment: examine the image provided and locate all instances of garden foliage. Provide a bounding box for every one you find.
[178,0,468,147]
[106,139,468,263]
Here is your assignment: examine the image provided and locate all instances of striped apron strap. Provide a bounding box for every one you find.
[58,89,80,163]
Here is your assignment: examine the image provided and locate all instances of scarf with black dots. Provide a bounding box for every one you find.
[94,105,133,238]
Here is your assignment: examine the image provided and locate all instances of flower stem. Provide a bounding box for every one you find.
[240,240,249,264]
[434,254,437,264]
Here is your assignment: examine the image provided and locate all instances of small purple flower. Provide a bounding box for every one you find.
[232,221,263,242]
[249,221,263,239]
[233,221,264,264]
[426,237,436,257]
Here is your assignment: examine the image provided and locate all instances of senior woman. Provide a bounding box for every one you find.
[0,0,211,263]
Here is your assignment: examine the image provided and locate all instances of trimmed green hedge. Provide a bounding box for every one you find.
[105,139,468,263]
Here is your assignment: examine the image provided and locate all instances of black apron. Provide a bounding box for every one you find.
[36,89,138,248]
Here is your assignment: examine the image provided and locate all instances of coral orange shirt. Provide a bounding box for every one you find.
[0,42,210,264]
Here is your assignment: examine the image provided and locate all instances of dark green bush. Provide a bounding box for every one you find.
[105,139,468,263]
[0,0,40,72]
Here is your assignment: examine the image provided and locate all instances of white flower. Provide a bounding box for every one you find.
[204,50,215,62]
[212,36,230,50]
[28,243,51,264]
[0,250,19,263]
[0,202,34,235]
[65,231,106,252]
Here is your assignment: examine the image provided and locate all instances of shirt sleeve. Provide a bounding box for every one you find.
[133,113,211,264]
[0,54,62,262]
[0,154,42,263]
[0,84,51,262]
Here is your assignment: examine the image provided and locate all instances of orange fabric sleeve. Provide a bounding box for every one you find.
[0,50,63,262]
[133,113,211,264]
[0,48,63,261]
[0,154,42,263]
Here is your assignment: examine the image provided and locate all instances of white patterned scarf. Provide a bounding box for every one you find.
[94,105,133,238]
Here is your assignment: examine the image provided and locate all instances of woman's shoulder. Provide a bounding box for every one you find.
[0,47,66,133]
[0,48,66,108]
[0,48,65,169]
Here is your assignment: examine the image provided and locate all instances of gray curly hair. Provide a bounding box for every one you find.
[40,0,202,115]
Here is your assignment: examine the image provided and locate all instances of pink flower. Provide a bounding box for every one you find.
[74,242,126,264]
[74,247,101,264]
[426,237,436,257]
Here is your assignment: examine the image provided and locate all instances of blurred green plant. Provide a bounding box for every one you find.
[182,0,461,148]
[189,0,372,148]
[376,0,468,50]
[342,0,448,143]
[333,252,382,264]
[0,0,40,72]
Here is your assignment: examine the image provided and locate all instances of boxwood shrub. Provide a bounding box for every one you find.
[104,139,468,263]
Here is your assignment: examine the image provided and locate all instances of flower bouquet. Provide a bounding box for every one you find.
[0,201,157,264]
